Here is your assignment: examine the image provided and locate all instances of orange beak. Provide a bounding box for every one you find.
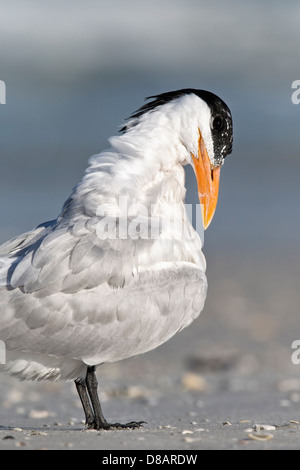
[191,129,221,230]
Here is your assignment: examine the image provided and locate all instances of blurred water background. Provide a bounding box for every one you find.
[0,0,299,250]
[0,0,300,373]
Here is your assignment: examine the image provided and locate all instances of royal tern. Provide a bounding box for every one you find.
[0,89,233,429]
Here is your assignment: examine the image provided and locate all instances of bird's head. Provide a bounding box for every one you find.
[121,88,233,230]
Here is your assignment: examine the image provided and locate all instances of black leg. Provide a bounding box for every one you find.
[85,366,109,429]
[81,365,145,430]
[74,377,94,428]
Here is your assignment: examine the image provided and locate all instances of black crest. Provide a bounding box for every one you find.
[120,88,233,160]
[121,88,230,127]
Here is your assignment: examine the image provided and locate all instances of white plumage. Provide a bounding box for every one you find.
[0,89,233,428]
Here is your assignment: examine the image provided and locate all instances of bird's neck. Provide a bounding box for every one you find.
[106,128,188,203]
[79,131,205,270]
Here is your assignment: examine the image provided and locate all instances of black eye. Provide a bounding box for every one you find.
[211,116,223,132]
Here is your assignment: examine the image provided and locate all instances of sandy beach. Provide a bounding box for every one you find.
[1,250,300,450]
